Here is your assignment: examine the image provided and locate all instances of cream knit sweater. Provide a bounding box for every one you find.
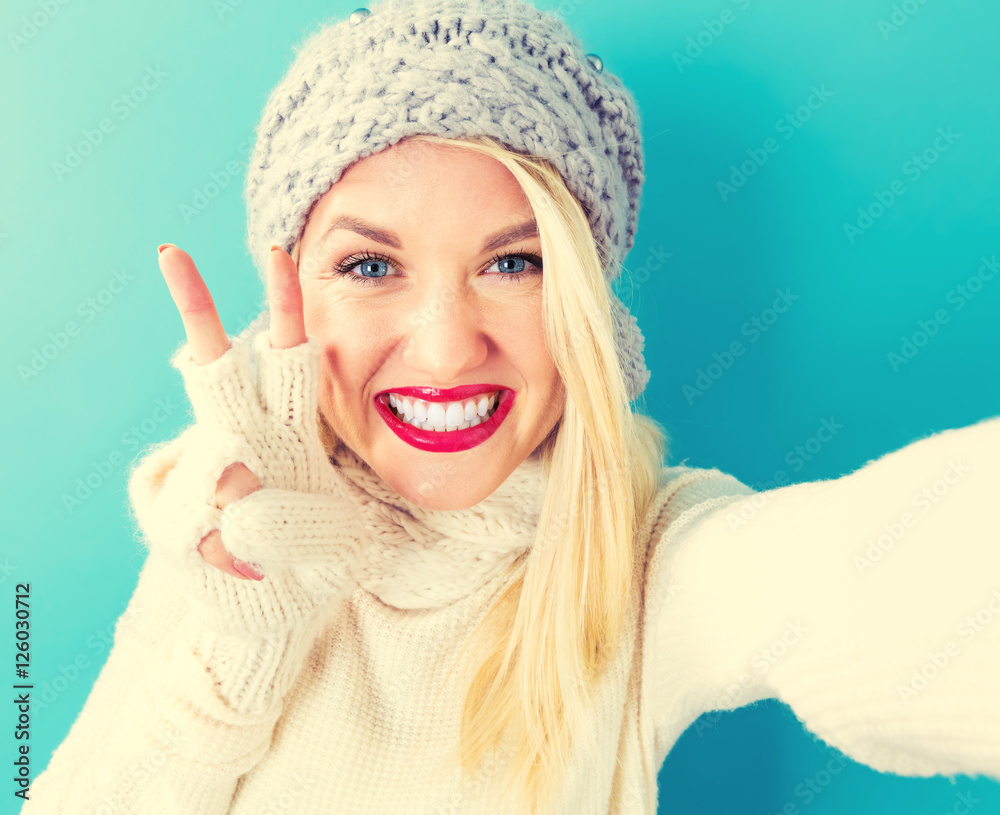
[22,314,1000,814]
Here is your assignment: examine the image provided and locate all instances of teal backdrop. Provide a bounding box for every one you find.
[3,0,998,812]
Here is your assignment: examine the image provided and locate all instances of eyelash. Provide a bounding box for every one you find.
[328,248,544,288]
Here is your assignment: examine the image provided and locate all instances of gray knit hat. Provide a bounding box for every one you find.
[244,0,651,399]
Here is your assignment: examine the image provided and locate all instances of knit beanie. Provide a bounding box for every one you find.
[243,0,652,399]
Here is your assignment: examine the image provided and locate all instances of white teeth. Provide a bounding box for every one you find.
[427,402,447,428]
[386,390,501,432]
[445,402,464,429]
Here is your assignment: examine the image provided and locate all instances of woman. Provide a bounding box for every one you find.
[23,0,999,813]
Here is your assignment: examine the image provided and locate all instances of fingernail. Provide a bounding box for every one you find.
[232,559,265,580]
[270,244,282,253]
[158,243,175,254]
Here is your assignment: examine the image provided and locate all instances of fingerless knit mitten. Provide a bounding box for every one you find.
[129,328,367,629]
[127,323,368,714]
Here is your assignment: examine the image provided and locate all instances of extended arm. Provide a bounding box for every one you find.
[646,416,1000,779]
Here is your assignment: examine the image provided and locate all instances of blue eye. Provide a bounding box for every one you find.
[329,248,543,288]
[485,250,544,282]
[357,259,390,278]
[495,257,526,273]
[332,251,395,287]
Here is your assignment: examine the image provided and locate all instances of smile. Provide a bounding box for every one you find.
[373,388,515,452]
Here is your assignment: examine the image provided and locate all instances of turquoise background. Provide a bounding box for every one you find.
[3,0,998,812]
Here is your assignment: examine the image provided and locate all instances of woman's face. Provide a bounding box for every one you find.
[297,139,566,510]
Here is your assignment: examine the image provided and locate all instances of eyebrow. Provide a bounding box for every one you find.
[315,216,539,254]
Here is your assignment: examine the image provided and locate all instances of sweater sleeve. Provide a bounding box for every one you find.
[645,416,1000,779]
[24,328,368,813]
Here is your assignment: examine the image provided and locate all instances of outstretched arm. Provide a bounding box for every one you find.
[645,416,1000,779]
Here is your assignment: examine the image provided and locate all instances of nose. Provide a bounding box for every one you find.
[400,283,488,385]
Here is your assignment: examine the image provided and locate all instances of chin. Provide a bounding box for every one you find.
[386,467,498,511]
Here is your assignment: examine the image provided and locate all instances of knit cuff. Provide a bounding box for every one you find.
[171,324,344,498]
[251,329,320,430]
[169,336,266,442]
[248,331,346,496]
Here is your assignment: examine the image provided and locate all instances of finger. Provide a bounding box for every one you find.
[158,244,231,365]
[197,530,261,580]
[267,245,308,349]
[215,462,261,509]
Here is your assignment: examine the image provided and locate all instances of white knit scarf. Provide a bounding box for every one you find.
[327,441,549,610]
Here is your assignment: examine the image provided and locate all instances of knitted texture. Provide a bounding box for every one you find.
[331,440,546,609]
[129,319,369,633]
[24,411,1000,812]
[243,0,653,399]
[646,418,1000,778]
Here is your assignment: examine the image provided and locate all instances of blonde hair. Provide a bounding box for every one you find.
[291,134,667,814]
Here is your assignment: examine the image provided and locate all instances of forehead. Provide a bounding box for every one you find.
[352,139,523,193]
[305,139,534,238]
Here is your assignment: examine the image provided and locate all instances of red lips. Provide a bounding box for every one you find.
[373,390,514,452]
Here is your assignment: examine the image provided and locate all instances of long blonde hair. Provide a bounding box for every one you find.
[292,134,668,814]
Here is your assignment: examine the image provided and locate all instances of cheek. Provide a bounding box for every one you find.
[302,291,388,395]
[503,300,556,377]
[302,287,341,340]
[302,289,379,348]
